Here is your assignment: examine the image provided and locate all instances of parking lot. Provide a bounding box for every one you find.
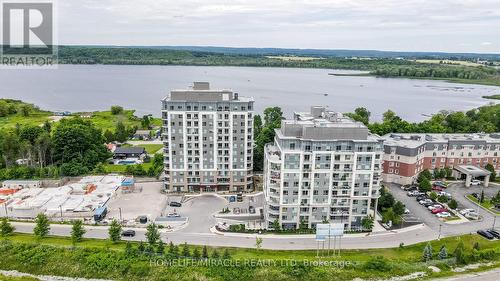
[387,181,499,237]
[106,181,166,224]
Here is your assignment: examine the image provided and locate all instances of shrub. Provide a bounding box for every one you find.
[364,256,392,271]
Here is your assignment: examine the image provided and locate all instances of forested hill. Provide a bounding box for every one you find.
[56,46,500,86]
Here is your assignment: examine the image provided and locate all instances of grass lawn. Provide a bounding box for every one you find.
[139,144,163,154]
[103,162,153,173]
[0,232,499,281]
[3,232,498,262]
[466,195,500,215]
[0,274,40,281]
[84,110,142,132]
[0,111,52,131]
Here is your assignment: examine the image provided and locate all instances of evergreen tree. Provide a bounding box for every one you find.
[108,219,122,243]
[422,242,433,262]
[181,242,190,257]
[33,213,50,240]
[202,245,209,259]
[70,220,86,244]
[145,223,160,247]
[438,245,448,260]
[157,240,165,255]
[473,241,480,251]
[222,249,231,260]
[138,241,145,253]
[454,239,465,264]
[0,218,15,237]
[211,249,220,259]
[125,241,134,256]
[192,247,201,260]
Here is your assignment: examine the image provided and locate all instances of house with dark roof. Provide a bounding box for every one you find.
[113,147,146,160]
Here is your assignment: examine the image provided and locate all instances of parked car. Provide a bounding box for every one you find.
[428,204,443,211]
[486,229,500,239]
[416,195,428,201]
[433,181,448,188]
[419,199,433,205]
[431,207,448,214]
[438,191,452,198]
[404,208,410,214]
[432,185,445,191]
[407,190,420,197]
[167,213,180,217]
[471,180,481,186]
[423,201,436,207]
[465,212,480,220]
[460,208,476,215]
[436,212,451,218]
[477,230,494,240]
[471,193,480,200]
[169,201,182,207]
[404,185,418,191]
[121,230,136,237]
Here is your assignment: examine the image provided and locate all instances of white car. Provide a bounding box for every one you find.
[404,208,410,214]
[428,204,443,211]
[419,199,433,205]
[460,208,476,215]
[436,212,451,218]
[465,212,479,220]
[471,180,481,186]
[167,213,180,217]
[438,191,451,198]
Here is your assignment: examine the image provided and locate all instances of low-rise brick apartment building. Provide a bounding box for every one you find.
[381,133,500,185]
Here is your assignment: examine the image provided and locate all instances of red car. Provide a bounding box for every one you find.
[432,185,444,191]
[431,208,447,214]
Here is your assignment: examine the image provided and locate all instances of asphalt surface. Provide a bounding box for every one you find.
[386,182,499,237]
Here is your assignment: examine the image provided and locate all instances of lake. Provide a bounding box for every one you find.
[0,65,498,121]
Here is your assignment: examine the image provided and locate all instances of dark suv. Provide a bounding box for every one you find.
[121,230,136,237]
[169,202,182,207]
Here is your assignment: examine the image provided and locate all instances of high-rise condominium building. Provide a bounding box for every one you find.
[162,82,254,192]
[263,106,384,230]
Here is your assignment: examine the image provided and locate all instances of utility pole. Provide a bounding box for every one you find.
[59,205,63,221]
[438,224,442,240]
[119,207,123,222]
[493,216,497,230]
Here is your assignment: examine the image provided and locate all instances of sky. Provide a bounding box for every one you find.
[56,0,500,53]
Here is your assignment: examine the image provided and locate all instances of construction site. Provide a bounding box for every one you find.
[0,175,134,222]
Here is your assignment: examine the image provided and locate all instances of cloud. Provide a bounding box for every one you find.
[58,0,500,53]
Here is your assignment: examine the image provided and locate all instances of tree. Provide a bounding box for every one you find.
[429,192,438,200]
[479,190,485,203]
[157,240,165,255]
[448,199,458,210]
[222,249,231,260]
[141,115,151,129]
[454,239,465,264]
[393,201,405,216]
[437,195,449,203]
[125,241,134,256]
[0,218,14,237]
[382,208,401,226]
[70,220,86,244]
[272,218,281,231]
[255,237,263,250]
[108,219,122,243]
[422,242,433,262]
[138,241,145,253]
[33,213,50,239]
[419,177,432,193]
[181,242,190,257]
[361,215,374,231]
[211,249,220,259]
[145,223,160,247]
[418,170,432,183]
[253,115,263,137]
[202,245,209,259]
[438,245,448,259]
[485,163,496,181]
[110,105,123,115]
[192,247,201,259]
[114,122,128,143]
[473,241,480,251]
[103,129,115,143]
[378,188,395,211]
[348,107,371,125]
[21,105,31,117]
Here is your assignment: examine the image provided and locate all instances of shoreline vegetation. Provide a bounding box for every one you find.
[0,232,498,281]
[54,46,500,87]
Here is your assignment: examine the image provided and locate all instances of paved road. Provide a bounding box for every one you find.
[386,182,498,237]
[431,268,500,281]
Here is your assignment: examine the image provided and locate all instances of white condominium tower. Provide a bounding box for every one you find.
[162,82,254,193]
[263,106,383,230]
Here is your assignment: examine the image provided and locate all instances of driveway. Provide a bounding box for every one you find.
[386,182,499,237]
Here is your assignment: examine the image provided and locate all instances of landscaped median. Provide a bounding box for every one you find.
[466,195,500,215]
[0,233,498,281]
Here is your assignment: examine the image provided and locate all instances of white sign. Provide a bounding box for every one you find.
[315,223,344,241]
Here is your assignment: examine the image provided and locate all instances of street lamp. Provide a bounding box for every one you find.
[438,224,442,240]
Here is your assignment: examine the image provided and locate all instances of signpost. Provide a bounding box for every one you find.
[315,223,344,257]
